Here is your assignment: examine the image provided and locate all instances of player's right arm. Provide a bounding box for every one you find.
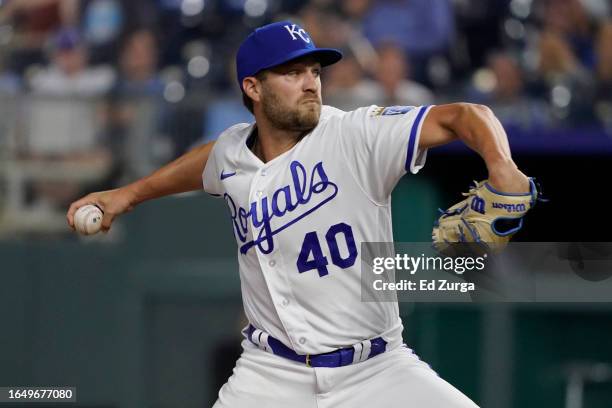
[66,141,215,232]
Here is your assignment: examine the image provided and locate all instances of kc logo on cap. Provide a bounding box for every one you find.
[236,20,342,91]
[284,24,311,43]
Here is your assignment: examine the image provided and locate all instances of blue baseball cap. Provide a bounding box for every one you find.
[236,21,342,91]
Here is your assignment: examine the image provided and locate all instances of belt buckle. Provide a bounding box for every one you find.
[306,354,312,367]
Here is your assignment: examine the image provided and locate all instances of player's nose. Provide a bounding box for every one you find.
[302,70,319,92]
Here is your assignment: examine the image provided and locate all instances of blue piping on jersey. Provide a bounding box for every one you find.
[404,105,430,172]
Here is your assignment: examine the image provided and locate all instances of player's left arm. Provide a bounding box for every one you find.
[419,103,529,194]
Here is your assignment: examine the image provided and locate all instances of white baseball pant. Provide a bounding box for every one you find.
[213,340,479,408]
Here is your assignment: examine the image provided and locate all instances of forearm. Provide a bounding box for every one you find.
[430,103,529,193]
[124,141,215,206]
[449,104,514,173]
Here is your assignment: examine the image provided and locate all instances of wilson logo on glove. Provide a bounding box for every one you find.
[470,197,485,214]
[491,202,527,212]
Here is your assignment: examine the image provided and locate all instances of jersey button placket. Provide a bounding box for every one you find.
[249,163,309,353]
[259,240,300,347]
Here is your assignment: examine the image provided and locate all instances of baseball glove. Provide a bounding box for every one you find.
[432,178,541,253]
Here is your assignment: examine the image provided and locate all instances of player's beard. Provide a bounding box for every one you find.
[261,86,321,132]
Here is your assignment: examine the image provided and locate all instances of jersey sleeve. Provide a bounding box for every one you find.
[202,122,252,197]
[202,140,223,197]
[337,105,433,204]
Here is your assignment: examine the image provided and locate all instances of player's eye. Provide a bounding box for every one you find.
[312,68,321,77]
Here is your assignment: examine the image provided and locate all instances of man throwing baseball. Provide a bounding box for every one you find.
[68,21,538,407]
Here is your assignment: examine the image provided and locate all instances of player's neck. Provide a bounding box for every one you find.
[251,121,307,163]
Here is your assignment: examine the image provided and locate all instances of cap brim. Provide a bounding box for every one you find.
[259,47,343,73]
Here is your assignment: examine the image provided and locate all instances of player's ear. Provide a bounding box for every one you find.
[243,77,262,103]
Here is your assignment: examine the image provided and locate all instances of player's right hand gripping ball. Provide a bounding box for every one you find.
[432,178,541,253]
[74,205,103,235]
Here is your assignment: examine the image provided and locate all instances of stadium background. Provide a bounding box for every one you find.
[0,0,611,407]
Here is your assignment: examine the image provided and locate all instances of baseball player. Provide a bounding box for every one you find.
[67,21,537,407]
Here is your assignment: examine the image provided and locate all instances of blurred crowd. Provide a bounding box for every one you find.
[0,0,610,230]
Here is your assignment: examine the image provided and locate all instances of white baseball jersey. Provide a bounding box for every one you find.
[202,104,432,355]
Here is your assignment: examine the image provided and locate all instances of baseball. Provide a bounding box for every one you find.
[74,205,103,235]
